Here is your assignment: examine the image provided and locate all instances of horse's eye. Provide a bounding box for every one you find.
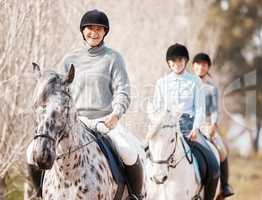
[170,138,175,143]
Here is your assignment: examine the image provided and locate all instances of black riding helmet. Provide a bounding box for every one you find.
[193,53,212,67]
[80,9,109,39]
[166,43,189,62]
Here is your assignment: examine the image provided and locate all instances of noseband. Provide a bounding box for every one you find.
[148,125,178,169]
[149,124,192,170]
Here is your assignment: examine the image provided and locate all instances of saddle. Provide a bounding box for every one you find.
[185,137,220,200]
[84,126,129,200]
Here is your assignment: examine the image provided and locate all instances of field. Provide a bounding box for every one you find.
[229,155,262,200]
[4,154,262,200]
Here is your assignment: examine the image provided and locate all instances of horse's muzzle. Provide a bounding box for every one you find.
[33,145,56,170]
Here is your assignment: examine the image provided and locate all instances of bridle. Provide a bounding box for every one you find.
[33,90,71,148]
[33,89,106,161]
[148,124,192,170]
[148,125,178,169]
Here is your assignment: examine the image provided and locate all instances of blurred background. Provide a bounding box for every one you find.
[0,0,262,199]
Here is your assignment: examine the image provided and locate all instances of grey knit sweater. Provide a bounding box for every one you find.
[63,42,130,119]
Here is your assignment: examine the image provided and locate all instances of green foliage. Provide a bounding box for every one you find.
[5,172,24,200]
[207,0,262,76]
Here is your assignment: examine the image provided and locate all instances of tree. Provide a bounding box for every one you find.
[0,0,83,198]
[206,0,262,152]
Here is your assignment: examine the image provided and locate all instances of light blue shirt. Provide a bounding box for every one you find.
[202,76,219,124]
[153,70,205,130]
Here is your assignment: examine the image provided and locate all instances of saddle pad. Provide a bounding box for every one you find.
[192,155,202,185]
[89,128,126,185]
[190,143,208,185]
[94,132,126,185]
[180,136,202,184]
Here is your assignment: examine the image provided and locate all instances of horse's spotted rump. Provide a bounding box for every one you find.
[90,164,95,173]
[97,193,103,200]
[77,192,83,199]
[64,182,70,188]
[96,171,102,183]
[79,185,89,194]
[99,163,103,171]
[96,186,101,193]
[96,146,103,155]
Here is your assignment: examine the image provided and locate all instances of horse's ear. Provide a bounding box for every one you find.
[32,62,41,78]
[64,64,75,84]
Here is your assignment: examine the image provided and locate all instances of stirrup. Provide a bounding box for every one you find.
[222,185,234,198]
[192,194,202,200]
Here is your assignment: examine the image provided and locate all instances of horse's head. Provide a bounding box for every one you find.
[147,110,180,184]
[31,63,75,169]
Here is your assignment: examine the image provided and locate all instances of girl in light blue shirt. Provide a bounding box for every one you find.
[153,43,205,140]
[152,44,220,199]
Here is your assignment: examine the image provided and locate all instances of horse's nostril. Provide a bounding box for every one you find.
[37,158,53,170]
[151,175,168,184]
[163,175,168,182]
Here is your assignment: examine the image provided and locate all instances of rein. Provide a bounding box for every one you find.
[55,120,109,160]
[149,130,178,167]
[148,124,193,170]
[33,104,70,144]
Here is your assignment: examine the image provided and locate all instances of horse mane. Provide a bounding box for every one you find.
[147,111,182,140]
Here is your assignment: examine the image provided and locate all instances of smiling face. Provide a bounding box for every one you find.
[82,25,106,47]
[193,61,209,78]
[168,57,187,74]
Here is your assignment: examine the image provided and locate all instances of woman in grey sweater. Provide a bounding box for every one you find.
[63,9,143,200]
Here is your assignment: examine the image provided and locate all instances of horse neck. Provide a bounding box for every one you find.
[56,106,95,154]
[55,110,101,177]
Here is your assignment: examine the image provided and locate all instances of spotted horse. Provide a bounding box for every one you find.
[29,63,148,200]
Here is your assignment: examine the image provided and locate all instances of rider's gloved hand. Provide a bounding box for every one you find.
[187,129,199,141]
[209,124,217,141]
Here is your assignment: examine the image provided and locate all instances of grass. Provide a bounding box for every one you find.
[5,173,24,200]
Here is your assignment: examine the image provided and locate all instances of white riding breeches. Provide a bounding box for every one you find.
[79,116,139,166]
[107,124,139,165]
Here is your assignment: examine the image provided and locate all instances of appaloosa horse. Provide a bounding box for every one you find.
[146,111,223,200]
[30,63,147,200]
